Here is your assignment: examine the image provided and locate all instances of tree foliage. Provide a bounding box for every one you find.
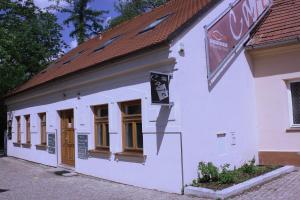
[0,0,65,148]
[50,0,108,44]
[109,0,169,28]
[0,0,65,97]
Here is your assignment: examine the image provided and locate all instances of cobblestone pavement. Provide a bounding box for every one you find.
[0,157,299,200]
[230,169,300,200]
[0,157,204,200]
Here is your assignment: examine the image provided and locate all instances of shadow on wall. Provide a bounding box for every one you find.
[156,106,172,155]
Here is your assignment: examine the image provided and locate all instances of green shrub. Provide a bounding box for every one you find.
[219,164,236,184]
[198,162,219,183]
[240,157,256,174]
[192,179,198,186]
[192,158,273,189]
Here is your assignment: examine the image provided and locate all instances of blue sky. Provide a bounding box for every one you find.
[34,0,119,51]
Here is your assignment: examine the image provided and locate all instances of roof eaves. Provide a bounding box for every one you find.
[246,36,300,50]
[167,0,223,43]
[4,41,171,99]
[6,0,219,98]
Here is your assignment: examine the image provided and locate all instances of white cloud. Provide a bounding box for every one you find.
[33,0,68,12]
[70,39,78,49]
[34,0,53,9]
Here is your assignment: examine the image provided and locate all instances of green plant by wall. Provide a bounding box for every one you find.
[198,162,219,183]
[192,158,279,190]
[240,157,256,174]
[219,164,236,184]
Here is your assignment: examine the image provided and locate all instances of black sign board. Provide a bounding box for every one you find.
[48,133,55,154]
[78,135,88,159]
[7,120,12,140]
[150,72,170,105]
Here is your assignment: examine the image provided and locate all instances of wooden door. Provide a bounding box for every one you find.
[61,110,75,166]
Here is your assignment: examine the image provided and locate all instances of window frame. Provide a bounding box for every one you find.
[138,13,173,35]
[25,115,31,144]
[39,113,47,145]
[121,100,143,153]
[288,80,300,127]
[94,104,109,151]
[16,116,21,143]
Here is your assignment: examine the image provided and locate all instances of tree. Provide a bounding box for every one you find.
[109,0,169,28]
[51,0,108,44]
[0,0,66,149]
[0,0,66,95]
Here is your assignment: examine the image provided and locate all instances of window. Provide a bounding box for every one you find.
[94,105,109,150]
[138,14,172,34]
[63,49,85,65]
[39,113,47,145]
[16,116,21,143]
[25,115,31,144]
[121,100,143,153]
[291,82,300,125]
[93,35,121,52]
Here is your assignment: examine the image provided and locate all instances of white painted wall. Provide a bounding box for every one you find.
[168,0,259,185]
[8,106,57,167]
[6,0,260,194]
[6,48,183,193]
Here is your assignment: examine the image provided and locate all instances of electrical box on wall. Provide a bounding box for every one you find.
[217,132,226,156]
[231,132,237,146]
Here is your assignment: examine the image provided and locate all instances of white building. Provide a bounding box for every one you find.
[5,0,300,194]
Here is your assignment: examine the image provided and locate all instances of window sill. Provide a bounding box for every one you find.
[35,144,47,150]
[13,142,21,147]
[114,151,145,159]
[286,127,300,133]
[21,143,31,148]
[114,151,146,163]
[88,149,111,158]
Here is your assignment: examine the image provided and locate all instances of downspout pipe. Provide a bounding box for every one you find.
[179,132,185,195]
[55,129,59,167]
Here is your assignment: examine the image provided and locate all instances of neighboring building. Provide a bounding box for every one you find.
[4,0,300,194]
[246,0,300,166]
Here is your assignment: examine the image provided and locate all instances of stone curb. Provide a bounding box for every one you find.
[185,166,296,199]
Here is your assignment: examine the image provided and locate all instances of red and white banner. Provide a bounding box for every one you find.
[206,0,272,77]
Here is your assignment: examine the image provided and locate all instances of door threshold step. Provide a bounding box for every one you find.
[57,164,75,171]
[62,172,78,177]
[53,169,77,177]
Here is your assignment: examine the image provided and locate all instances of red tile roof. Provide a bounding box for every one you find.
[9,0,215,96]
[248,0,300,48]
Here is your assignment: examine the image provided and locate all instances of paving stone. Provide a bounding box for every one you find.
[230,170,300,200]
[0,157,300,200]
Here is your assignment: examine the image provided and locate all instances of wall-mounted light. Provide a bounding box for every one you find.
[178,42,185,56]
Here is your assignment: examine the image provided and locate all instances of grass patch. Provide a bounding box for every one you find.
[191,159,281,190]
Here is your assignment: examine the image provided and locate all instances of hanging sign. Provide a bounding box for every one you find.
[150,72,170,105]
[206,0,272,78]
